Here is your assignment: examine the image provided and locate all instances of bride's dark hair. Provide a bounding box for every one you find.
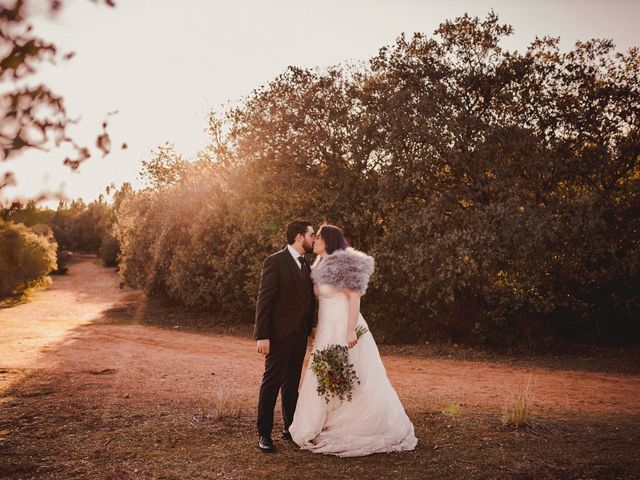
[318,224,349,254]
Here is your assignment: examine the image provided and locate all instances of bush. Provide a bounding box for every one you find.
[53,246,71,275]
[99,230,120,267]
[114,12,640,348]
[3,197,117,260]
[0,220,57,298]
[114,155,254,317]
[50,198,113,253]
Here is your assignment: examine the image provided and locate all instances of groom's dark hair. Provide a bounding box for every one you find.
[286,220,313,244]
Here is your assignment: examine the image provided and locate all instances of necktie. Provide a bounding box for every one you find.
[298,256,309,273]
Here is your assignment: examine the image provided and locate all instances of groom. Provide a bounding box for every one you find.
[254,220,317,453]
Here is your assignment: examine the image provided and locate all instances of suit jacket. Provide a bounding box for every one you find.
[253,247,317,342]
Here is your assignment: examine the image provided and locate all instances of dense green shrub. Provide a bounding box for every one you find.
[3,196,121,269]
[115,153,250,316]
[50,198,114,253]
[114,13,639,347]
[99,230,120,267]
[0,221,57,298]
[53,246,71,275]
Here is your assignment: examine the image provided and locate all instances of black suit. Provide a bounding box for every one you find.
[254,247,316,437]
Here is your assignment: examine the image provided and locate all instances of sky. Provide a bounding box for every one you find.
[2,0,639,207]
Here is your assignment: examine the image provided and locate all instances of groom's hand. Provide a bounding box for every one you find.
[257,339,270,356]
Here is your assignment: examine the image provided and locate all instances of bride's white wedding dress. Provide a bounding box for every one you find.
[289,249,417,457]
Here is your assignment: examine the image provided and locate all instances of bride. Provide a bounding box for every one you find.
[289,224,418,457]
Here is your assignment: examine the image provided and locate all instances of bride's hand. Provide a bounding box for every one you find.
[347,330,357,348]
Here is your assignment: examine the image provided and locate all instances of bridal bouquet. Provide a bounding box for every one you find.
[310,325,369,404]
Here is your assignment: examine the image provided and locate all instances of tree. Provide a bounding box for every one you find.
[0,219,57,298]
[114,12,639,347]
[0,0,120,200]
[362,12,640,344]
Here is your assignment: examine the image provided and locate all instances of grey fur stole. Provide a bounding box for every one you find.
[311,247,375,294]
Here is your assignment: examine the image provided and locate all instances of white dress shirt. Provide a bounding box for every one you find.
[287,244,304,269]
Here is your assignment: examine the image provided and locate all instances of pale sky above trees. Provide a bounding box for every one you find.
[1,0,638,206]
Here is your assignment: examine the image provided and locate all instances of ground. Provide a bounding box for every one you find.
[0,256,639,479]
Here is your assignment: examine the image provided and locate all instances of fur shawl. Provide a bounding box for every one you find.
[311,247,375,294]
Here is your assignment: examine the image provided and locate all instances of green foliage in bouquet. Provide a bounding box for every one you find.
[311,326,369,404]
[355,325,369,339]
[311,345,360,404]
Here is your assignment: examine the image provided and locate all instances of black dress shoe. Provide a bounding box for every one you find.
[258,435,275,453]
[282,428,292,441]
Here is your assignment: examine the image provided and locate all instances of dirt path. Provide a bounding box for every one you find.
[0,257,124,367]
[1,257,639,479]
[1,257,638,417]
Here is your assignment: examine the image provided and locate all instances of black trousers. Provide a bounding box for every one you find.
[256,330,307,437]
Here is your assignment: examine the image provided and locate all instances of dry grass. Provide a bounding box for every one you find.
[2,354,639,479]
[442,403,461,417]
[501,371,535,428]
[2,398,638,480]
[197,388,247,420]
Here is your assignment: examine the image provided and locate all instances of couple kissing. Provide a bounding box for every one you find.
[254,220,417,457]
